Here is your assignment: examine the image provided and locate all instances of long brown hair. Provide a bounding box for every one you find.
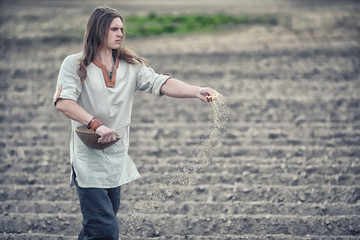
[77,6,144,82]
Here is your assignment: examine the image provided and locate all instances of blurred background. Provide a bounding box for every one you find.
[0,0,359,239]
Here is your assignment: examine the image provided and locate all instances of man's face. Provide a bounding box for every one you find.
[105,17,124,50]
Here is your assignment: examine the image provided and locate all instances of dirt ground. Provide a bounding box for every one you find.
[0,0,360,239]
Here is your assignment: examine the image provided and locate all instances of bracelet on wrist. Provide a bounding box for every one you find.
[87,117,96,129]
[90,118,103,132]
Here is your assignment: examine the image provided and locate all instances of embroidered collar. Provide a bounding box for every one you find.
[92,57,120,88]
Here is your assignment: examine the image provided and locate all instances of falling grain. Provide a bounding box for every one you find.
[123,94,231,225]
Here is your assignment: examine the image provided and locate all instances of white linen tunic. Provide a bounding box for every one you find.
[53,52,171,188]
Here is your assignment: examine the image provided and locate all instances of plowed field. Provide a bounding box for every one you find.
[1,0,359,239]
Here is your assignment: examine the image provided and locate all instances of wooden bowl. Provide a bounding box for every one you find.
[75,126,121,150]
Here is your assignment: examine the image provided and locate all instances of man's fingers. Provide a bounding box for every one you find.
[205,92,220,102]
[97,133,116,143]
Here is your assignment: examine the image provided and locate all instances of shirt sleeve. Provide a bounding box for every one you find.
[136,63,171,97]
[53,54,82,106]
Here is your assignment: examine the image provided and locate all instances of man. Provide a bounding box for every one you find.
[54,6,218,239]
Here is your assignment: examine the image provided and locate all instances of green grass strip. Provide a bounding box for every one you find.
[125,12,278,37]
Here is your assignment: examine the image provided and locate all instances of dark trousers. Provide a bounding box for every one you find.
[74,179,121,240]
